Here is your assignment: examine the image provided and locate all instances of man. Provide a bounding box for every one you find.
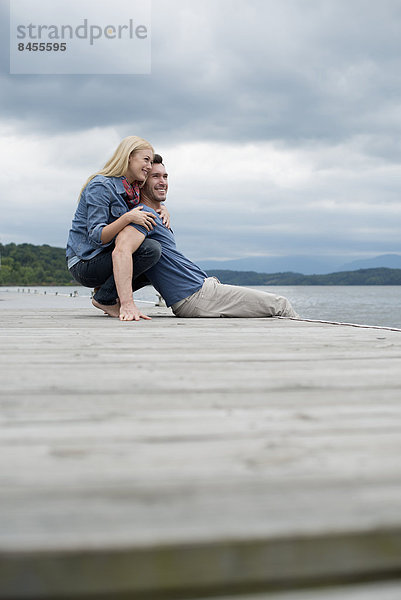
[113,155,299,320]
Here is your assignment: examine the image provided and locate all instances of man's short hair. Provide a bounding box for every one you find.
[153,154,164,165]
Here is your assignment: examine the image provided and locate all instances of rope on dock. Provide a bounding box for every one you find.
[280,316,401,333]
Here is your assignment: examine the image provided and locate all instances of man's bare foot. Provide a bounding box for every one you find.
[92,298,120,318]
[119,302,152,321]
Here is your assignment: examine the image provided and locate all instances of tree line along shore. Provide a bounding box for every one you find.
[1,243,401,286]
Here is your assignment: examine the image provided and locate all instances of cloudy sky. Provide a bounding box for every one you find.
[1,0,401,264]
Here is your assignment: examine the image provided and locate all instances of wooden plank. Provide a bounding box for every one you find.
[1,532,401,599]
[1,298,401,598]
[194,580,401,599]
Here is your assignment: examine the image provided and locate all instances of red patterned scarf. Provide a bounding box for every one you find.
[122,177,140,209]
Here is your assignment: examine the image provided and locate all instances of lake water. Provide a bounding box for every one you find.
[269,285,401,329]
[1,285,400,329]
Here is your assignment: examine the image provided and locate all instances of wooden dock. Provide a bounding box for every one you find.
[1,291,401,599]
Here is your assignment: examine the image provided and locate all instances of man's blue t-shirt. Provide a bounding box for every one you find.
[132,208,208,307]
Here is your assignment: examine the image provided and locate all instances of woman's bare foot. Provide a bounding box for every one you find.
[92,298,120,318]
[119,302,152,321]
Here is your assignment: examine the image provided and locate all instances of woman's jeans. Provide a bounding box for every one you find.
[69,239,161,305]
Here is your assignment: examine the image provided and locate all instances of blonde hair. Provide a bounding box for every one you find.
[79,136,154,199]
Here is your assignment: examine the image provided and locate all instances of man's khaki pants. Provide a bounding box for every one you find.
[172,277,299,318]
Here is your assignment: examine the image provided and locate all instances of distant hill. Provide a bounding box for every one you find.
[207,268,401,286]
[1,243,400,286]
[198,255,339,275]
[338,254,401,271]
[0,243,73,285]
[199,253,401,275]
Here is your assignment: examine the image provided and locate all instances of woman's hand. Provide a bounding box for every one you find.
[157,204,171,229]
[126,205,156,231]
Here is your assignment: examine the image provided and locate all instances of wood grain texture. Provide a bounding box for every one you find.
[1,296,401,598]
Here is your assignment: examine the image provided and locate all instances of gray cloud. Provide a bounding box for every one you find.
[2,0,401,149]
[1,0,401,262]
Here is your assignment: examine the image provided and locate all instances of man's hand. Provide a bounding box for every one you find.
[119,302,152,321]
[126,205,156,231]
[157,204,171,229]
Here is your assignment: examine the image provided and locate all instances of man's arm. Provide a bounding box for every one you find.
[112,226,150,322]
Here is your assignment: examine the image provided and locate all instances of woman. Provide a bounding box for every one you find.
[66,136,168,321]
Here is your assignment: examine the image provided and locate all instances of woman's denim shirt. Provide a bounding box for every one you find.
[66,175,130,261]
